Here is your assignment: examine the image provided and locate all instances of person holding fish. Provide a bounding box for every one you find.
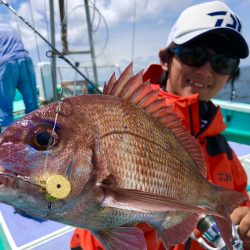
[70,1,250,250]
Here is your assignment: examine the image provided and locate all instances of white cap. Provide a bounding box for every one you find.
[166,1,248,58]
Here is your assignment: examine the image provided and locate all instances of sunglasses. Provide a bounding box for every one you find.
[170,46,239,75]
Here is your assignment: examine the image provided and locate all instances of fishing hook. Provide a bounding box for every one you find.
[48,202,53,210]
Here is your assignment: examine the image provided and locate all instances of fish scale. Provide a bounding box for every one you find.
[93,98,197,198]
[83,99,205,204]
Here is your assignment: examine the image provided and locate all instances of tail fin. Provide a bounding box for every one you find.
[213,187,248,250]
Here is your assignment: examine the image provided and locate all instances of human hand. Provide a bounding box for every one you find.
[231,206,250,248]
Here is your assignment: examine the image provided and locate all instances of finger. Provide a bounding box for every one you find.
[239,218,250,237]
[230,207,249,225]
[237,211,250,237]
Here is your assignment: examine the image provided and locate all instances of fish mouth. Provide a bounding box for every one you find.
[0,168,72,219]
[0,167,42,189]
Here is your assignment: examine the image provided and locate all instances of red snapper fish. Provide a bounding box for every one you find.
[0,64,247,250]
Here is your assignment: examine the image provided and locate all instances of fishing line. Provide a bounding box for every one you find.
[42,89,64,173]
[0,0,101,94]
[43,88,73,181]
[0,172,43,188]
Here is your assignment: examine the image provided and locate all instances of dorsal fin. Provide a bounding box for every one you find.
[103,73,117,95]
[103,63,206,177]
[110,63,134,96]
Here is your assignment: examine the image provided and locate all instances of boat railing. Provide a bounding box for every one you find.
[240,153,250,192]
[213,99,250,113]
[56,63,121,95]
[13,62,122,119]
[213,99,250,145]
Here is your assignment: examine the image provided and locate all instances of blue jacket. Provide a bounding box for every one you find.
[0,23,29,66]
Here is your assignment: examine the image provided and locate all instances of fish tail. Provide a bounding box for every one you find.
[212,186,248,250]
[157,187,248,249]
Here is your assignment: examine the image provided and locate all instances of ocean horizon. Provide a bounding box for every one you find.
[215,65,250,104]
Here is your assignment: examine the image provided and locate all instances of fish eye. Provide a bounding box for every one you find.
[29,124,59,151]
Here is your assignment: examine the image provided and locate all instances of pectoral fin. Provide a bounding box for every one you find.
[92,227,147,250]
[99,183,217,215]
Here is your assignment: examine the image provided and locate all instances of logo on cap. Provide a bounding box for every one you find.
[207,11,241,32]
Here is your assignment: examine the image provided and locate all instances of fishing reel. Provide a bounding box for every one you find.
[190,215,243,250]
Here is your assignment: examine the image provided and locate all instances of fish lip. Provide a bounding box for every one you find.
[0,168,18,187]
[0,168,41,190]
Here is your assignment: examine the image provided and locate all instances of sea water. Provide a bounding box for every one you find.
[216,79,250,104]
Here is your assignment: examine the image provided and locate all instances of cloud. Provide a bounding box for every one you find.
[2,0,249,75]
[94,0,192,25]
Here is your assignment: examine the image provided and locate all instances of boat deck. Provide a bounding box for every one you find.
[0,205,73,250]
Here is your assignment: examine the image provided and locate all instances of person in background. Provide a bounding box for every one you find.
[0,23,38,133]
[70,1,250,249]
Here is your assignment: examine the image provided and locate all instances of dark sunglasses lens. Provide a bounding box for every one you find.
[171,46,239,75]
[174,47,207,67]
[211,55,239,74]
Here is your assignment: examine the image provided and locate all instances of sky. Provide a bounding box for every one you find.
[0,0,250,82]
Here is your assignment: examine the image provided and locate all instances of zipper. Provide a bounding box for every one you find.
[188,107,195,136]
[195,103,219,139]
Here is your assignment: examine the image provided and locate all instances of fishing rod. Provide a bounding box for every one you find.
[0,0,101,94]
